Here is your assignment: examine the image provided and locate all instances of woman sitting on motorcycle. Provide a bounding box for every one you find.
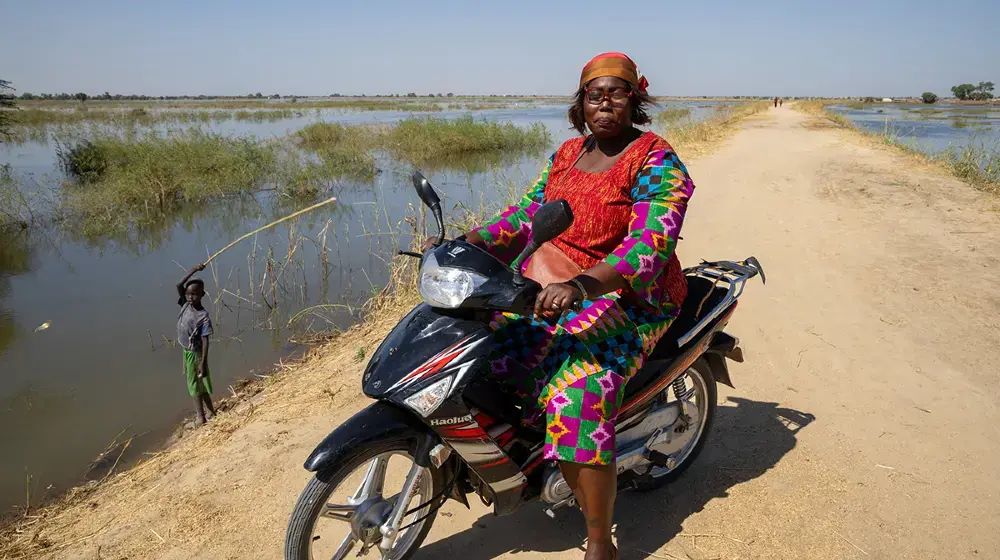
[458,52,695,560]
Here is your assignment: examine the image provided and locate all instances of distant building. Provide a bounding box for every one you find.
[881,98,893,102]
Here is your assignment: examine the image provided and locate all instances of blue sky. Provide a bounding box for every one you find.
[2,0,997,97]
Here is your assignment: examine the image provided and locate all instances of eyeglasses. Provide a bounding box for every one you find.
[584,87,632,107]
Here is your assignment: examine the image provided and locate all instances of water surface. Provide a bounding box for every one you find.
[828,103,1000,155]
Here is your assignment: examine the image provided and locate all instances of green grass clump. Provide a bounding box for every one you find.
[655,107,692,126]
[383,116,550,166]
[59,130,275,232]
[292,122,380,185]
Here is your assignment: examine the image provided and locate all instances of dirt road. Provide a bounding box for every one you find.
[14,106,1000,560]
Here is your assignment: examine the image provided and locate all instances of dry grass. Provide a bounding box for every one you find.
[663,101,771,157]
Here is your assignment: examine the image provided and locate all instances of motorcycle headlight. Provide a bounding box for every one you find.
[418,253,487,308]
[404,376,452,417]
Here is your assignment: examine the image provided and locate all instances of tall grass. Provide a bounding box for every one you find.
[59,130,275,233]
[292,122,380,186]
[3,107,306,128]
[662,101,770,156]
[795,100,1000,196]
[48,116,551,234]
[0,165,33,230]
[655,107,692,127]
[383,116,551,165]
[945,143,1000,196]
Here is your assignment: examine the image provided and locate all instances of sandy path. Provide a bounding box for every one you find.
[15,106,1000,560]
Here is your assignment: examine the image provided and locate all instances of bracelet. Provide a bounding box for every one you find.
[567,277,588,301]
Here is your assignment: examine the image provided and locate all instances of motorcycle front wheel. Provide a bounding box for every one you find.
[284,438,443,560]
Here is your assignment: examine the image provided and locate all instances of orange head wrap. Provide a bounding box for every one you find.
[579,52,649,93]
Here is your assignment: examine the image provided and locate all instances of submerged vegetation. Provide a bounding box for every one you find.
[654,107,693,127]
[58,130,275,233]
[40,116,550,234]
[382,116,550,166]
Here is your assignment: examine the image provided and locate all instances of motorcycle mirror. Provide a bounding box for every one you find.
[411,171,441,209]
[411,171,446,247]
[529,200,574,245]
[510,200,574,285]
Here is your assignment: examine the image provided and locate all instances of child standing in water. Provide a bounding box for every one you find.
[176,263,216,425]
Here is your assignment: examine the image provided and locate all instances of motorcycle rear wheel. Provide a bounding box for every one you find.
[284,437,443,560]
[631,357,717,491]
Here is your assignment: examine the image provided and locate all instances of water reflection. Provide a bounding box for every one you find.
[0,229,32,359]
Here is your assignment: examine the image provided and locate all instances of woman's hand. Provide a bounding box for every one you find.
[534,281,583,319]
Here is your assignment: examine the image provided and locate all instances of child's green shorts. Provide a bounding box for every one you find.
[183,349,213,397]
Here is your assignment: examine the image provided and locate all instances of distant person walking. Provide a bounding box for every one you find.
[774,97,779,108]
[779,98,784,107]
[176,263,216,425]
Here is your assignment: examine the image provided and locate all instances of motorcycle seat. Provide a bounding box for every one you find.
[624,275,729,400]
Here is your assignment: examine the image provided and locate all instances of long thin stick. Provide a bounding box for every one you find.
[203,197,337,266]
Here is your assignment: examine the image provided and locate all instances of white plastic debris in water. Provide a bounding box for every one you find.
[34,321,51,332]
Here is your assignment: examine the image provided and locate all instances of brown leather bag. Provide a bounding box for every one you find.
[522,138,593,288]
[523,242,581,288]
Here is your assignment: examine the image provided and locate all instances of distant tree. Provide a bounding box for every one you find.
[971,81,994,101]
[406,92,417,98]
[446,92,454,97]
[255,92,263,98]
[19,92,35,100]
[951,84,975,101]
[290,97,297,103]
[102,91,111,100]
[1,79,16,139]
[921,92,938,104]
[75,92,88,103]
[271,94,280,99]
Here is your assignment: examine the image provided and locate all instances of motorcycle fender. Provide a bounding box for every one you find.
[304,401,434,473]
[703,351,734,388]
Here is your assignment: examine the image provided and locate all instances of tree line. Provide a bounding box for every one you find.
[921,81,993,104]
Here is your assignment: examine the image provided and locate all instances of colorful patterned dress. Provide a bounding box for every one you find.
[474,131,695,465]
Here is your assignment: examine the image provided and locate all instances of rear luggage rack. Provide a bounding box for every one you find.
[677,257,765,347]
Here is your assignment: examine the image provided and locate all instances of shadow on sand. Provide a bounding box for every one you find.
[417,396,815,559]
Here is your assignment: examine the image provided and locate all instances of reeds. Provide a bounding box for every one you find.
[654,107,692,126]
[58,130,276,233]
[382,116,551,165]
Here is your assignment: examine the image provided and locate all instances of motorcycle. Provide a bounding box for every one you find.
[284,172,765,559]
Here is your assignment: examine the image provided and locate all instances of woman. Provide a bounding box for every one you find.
[454,53,694,560]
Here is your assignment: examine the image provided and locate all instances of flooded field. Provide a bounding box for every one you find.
[828,102,1000,155]
[0,100,725,509]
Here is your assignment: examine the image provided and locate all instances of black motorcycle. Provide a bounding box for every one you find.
[285,172,764,560]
